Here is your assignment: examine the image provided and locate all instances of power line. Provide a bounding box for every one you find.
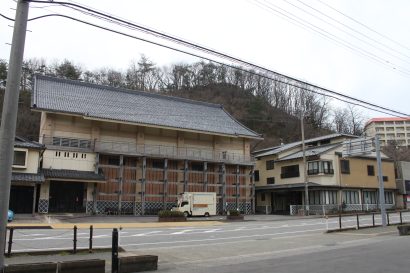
[3,10,409,118]
[316,0,410,52]
[252,0,410,76]
[284,0,410,65]
[4,1,410,118]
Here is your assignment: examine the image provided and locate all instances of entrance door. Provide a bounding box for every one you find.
[49,181,85,213]
[9,186,34,213]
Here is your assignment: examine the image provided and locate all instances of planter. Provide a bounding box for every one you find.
[397,225,410,236]
[158,217,187,222]
[227,215,244,221]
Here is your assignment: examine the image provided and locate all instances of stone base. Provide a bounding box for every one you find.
[158,217,187,222]
[397,224,410,236]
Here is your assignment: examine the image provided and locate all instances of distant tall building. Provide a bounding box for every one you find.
[364,117,410,147]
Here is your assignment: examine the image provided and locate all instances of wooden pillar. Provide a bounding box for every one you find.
[236,165,240,210]
[251,166,255,214]
[94,153,99,213]
[221,163,226,215]
[134,157,138,216]
[141,157,146,215]
[118,155,124,214]
[163,159,168,210]
[203,162,208,192]
[183,160,188,192]
[32,184,37,216]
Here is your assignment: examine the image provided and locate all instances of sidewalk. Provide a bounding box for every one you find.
[8,213,327,229]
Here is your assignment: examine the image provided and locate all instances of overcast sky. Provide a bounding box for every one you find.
[1,0,409,119]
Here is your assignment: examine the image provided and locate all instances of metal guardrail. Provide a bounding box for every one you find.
[289,204,396,216]
[41,135,255,164]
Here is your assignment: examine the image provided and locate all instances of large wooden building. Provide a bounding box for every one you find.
[32,75,262,215]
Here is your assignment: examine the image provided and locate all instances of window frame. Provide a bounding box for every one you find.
[266,160,275,170]
[340,159,350,174]
[12,148,28,168]
[367,165,375,176]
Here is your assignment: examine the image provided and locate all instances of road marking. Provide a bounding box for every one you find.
[171,229,193,235]
[130,231,162,237]
[120,228,323,247]
[203,229,221,233]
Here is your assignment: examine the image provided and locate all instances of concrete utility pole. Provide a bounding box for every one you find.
[0,0,29,269]
[375,135,387,227]
[301,111,309,215]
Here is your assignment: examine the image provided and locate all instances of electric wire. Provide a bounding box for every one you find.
[283,0,410,65]
[2,1,410,118]
[316,0,410,52]
[252,0,410,75]
[2,11,408,118]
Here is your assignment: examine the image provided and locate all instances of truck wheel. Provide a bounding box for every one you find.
[183,211,190,217]
[204,212,210,217]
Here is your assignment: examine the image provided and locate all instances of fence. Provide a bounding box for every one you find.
[290,204,396,216]
[333,210,409,230]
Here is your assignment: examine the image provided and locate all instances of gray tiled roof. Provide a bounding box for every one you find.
[43,169,106,182]
[12,172,45,184]
[254,133,356,157]
[277,143,341,162]
[32,75,261,139]
[14,136,44,150]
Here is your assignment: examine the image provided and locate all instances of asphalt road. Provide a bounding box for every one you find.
[4,211,410,273]
[6,211,410,253]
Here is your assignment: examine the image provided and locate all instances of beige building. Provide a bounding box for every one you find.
[364,117,410,147]
[9,137,45,214]
[253,134,397,215]
[32,75,262,214]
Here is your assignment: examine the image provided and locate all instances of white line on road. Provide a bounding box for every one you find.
[120,228,324,247]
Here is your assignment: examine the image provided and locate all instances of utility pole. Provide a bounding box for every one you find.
[0,0,29,270]
[301,111,309,215]
[375,135,387,227]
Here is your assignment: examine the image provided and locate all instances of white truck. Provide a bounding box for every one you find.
[172,192,216,217]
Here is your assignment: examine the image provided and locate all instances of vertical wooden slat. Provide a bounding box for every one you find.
[141,157,146,215]
[163,159,168,210]
[221,164,226,215]
[203,162,208,192]
[183,160,188,193]
[236,165,240,210]
[118,155,124,214]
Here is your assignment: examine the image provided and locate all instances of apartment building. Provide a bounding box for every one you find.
[9,137,45,214]
[31,75,261,215]
[253,134,397,215]
[364,117,410,147]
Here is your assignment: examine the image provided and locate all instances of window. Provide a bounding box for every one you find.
[55,151,61,157]
[280,165,299,178]
[254,170,260,182]
[363,191,377,204]
[308,161,334,175]
[367,165,375,176]
[13,150,27,167]
[309,191,322,205]
[73,153,78,158]
[327,191,338,205]
[108,156,120,165]
[340,160,350,174]
[191,162,203,171]
[81,153,87,159]
[267,177,275,184]
[343,190,359,204]
[261,193,265,202]
[266,160,275,170]
[308,161,319,175]
[383,176,388,182]
[152,160,164,169]
[384,192,393,204]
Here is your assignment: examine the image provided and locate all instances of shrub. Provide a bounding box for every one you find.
[158,210,185,218]
[229,209,241,216]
